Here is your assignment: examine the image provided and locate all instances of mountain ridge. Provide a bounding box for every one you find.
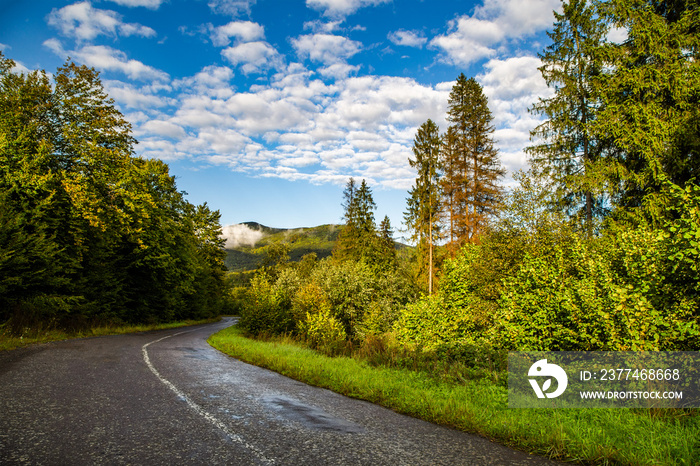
[223,222,342,271]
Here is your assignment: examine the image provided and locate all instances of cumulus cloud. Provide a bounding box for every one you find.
[126,60,453,190]
[221,223,264,247]
[292,34,362,64]
[173,65,235,98]
[317,63,360,79]
[140,120,188,139]
[306,0,390,18]
[387,30,427,48]
[44,40,169,81]
[103,80,171,109]
[431,0,561,66]
[221,41,282,73]
[47,2,156,41]
[209,20,265,47]
[476,56,553,174]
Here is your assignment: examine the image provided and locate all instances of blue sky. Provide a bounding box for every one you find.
[0,0,561,236]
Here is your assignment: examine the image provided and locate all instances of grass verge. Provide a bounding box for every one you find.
[208,325,700,466]
[0,317,221,352]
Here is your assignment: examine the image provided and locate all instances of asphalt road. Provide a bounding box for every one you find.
[0,318,561,465]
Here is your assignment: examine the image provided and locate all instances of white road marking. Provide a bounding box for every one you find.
[142,329,274,465]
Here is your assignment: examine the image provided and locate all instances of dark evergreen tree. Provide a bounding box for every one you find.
[592,0,700,221]
[334,178,385,267]
[527,0,609,235]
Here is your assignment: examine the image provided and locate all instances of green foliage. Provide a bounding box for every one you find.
[395,170,700,353]
[298,306,347,356]
[238,256,417,342]
[238,271,297,335]
[527,0,610,232]
[0,53,228,330]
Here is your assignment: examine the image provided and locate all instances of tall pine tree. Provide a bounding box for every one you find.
[527,0,608,235]
[444,74,504,245]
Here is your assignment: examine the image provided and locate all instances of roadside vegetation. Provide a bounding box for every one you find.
[213,1,700,465]
[210,326,700,466]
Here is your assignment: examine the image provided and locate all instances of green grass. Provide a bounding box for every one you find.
[0,317,221,352]
[208,325,700,466]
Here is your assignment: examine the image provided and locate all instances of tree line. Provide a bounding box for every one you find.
[238,0,699,354]
[398,0,700,351]
[0,53,229,332]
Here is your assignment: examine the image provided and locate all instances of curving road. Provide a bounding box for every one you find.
[0,318,560,465]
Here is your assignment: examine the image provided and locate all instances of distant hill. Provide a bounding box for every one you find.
[222,222,342,272]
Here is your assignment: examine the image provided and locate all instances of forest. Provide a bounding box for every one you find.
[235,0,700,355]
[0,53,229,333]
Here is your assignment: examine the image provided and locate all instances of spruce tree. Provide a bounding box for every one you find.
[527,0,608,235]
[445,74,504,245]
[334,178,379,264]
[592,0,700,219]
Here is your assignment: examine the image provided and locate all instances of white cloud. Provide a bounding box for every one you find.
[387,30,427,48]
[47,2,156,41]
[108,0,165,8]
[303,20,343,34]
[209,21,265,47]
[221,41,281,73]
[431,0,560,66]
[140,120,187,139]
[103,80,170,108]
[221,223,264,247]
[317,63,360,79]
[131,62,451,190]
[306,0,390,18]
[44,40,169,81]
[476,56,553,174]
[607,26,628,44]
[173,65,235,98]
[292,34,361,64]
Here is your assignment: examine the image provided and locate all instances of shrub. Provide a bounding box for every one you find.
[238,271,296,335]
[298,306,347,356]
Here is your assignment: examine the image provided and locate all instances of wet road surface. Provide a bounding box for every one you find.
[0,318,561,465]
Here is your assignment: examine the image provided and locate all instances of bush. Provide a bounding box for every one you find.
[238,271,296,335]
[394,182,700,352]
[298,306,347,356]
[238,256,417,345]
